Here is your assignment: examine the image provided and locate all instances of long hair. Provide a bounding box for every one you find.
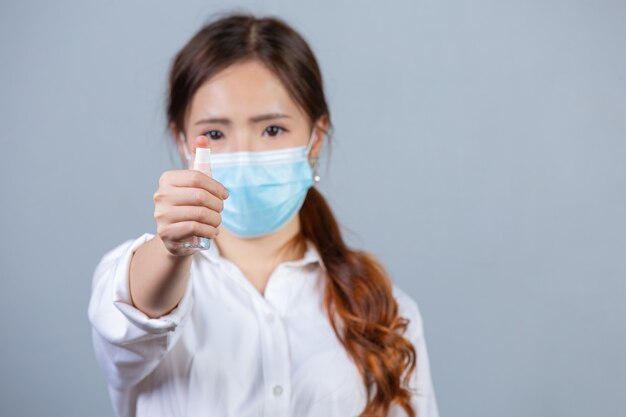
[165,12,418,416]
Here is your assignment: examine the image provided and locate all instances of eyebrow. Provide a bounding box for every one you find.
[194,113,291,126]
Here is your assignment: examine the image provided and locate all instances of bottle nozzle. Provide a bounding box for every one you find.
[194,147,211,165]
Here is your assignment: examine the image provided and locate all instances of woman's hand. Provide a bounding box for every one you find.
[153,135,229,257]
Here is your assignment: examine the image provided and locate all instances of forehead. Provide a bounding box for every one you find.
[186,60,307,123]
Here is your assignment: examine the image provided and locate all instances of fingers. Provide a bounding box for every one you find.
[154,205,222,229]
[154,186,224,213]
[157,220,220,242]
[153,169,228,252]
[192,135,210,149]
[159,170,229,200]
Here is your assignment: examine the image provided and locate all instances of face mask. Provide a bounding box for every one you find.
[180,128,319,238]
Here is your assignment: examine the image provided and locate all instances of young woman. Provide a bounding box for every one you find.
[88,12,439,417]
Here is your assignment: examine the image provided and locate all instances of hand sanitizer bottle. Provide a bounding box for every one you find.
[181,147,212,250]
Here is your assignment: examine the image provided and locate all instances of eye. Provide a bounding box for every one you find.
[202,130,224,141]
[263,125,288,137]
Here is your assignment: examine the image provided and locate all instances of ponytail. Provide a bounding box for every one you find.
[299,187,418,417]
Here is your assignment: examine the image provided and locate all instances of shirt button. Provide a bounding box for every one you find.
[273,385,283,396]
[266,312,276,323]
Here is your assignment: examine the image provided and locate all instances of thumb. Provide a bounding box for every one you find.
[193,135,210,149]
[191,135,210,167]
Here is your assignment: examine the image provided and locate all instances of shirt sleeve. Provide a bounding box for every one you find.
[390,285,440,417]
[87,232,194,390]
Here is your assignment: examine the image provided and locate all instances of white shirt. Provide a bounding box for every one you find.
[88,232,439,417]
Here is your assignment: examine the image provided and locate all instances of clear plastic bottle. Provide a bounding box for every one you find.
[181,147,212,250]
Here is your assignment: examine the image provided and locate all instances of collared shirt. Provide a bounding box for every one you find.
[88,232,439,417]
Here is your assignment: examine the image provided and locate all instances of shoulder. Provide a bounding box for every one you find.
[391,283,425,340]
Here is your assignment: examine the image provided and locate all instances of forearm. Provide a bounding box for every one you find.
[129,235,193,318]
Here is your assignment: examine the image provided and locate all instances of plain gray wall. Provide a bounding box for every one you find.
[1,0,624,416]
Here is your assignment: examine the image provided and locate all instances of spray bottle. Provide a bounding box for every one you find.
[181,146,212,250]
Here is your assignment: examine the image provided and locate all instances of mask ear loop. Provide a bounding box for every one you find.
[305,127,321,184]
[305,126,316,156]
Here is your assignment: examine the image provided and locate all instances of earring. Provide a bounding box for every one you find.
[311,156,321,184]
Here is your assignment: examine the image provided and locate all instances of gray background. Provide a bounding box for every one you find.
[1,0,624,416]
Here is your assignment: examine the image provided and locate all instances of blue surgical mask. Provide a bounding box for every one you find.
[181,128,318,238]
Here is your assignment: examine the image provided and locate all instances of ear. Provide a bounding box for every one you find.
[310,114,330,160]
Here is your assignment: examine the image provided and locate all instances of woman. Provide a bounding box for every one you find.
[88,12,439,417]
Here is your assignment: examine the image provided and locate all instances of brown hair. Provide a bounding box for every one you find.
[166,11,418,417]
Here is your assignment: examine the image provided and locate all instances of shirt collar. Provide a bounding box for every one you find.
[200,237,326,272]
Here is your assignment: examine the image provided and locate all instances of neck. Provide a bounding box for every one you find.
[214,214,307,276]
